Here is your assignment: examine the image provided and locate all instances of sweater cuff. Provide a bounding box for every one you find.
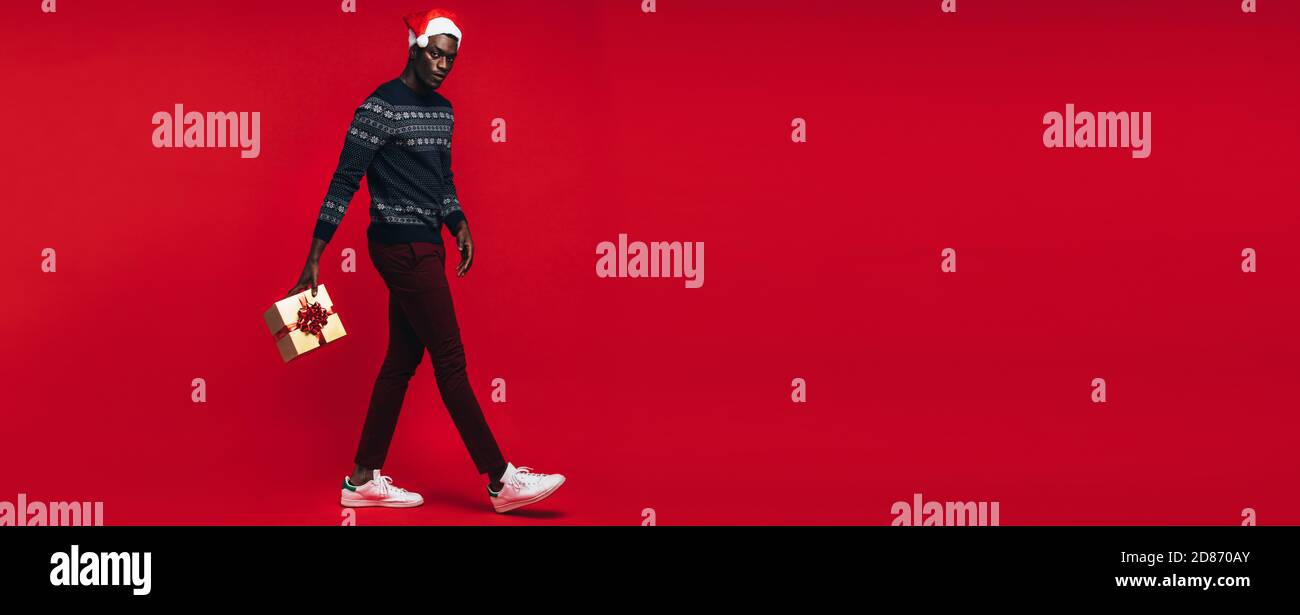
[312,219,338,244]
[443,210,467,235]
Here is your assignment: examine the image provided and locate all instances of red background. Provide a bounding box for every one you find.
[3,0,1297,525]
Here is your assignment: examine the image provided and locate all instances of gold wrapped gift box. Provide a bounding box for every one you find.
[263,285,347,363]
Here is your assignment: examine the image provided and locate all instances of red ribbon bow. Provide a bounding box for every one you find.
[273,295,338,344]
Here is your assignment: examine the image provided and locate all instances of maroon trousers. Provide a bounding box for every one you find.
[354,239,505,475]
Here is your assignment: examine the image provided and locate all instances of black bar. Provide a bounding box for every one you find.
[0,526,1284,604]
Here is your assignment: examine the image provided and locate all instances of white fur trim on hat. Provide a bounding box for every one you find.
[409,16,462,49]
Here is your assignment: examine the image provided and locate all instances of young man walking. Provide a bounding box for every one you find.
[288,8,565,514]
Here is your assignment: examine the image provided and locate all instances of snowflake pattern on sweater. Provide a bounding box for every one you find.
[313,78,467,245]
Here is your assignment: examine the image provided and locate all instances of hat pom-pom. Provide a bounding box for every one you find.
[417,35,430,48]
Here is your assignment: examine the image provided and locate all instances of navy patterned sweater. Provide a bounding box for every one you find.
[313,78,467,245]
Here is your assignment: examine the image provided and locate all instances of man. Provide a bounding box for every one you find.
[287,8,565,514]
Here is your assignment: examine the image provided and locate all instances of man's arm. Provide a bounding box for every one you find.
[290,97,395,298]
[312,98,398,244]
[441,148,474,277]
[440,146,468,239]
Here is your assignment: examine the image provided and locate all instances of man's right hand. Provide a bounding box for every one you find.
[287,238,329,298]
[287,258,320,298]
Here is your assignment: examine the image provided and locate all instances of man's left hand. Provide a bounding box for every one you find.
[454,222,474,277]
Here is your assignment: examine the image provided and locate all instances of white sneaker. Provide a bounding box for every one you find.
[340,469,424,508]
[489,463,566,513]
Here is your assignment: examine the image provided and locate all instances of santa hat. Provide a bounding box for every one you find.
[404,8,463,49]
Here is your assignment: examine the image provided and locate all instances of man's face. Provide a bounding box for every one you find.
[411,34,459,90]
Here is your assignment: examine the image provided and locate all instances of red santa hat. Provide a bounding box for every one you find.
[404,8,463,49]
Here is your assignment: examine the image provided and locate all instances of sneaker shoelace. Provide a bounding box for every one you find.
[508,467,549,489]
[375,474,409,497]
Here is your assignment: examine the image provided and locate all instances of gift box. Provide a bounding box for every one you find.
[264,285,347,363]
